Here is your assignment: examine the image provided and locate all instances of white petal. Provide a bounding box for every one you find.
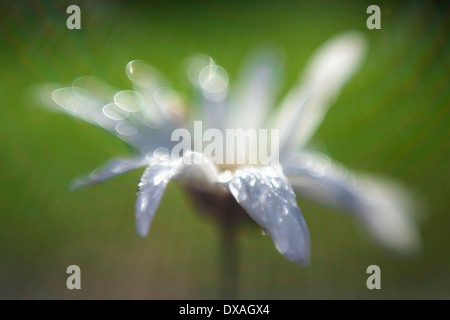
[114,90,145,113]
[135,151,220,237]
[126,60,187,128]
[153,86,187,124]
[224,165,310,265]
[228,47,283,130]
[71,156,148,189]
[284,152,421,253]
[135,162,175,237]
[51,82,174,152]
[51,87,107,122]
[191,58,229,132]
[274,31,368,154]
[125,60,166,123]
[72,76,117,103]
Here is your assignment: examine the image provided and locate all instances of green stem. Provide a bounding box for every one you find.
[219,221,238,299]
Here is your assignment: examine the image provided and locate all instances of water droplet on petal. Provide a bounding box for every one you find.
[126,60,161,89]
[185,54,210,88]
[199,64,229,94]
[153,147,169,161]
[115,121,137,136]
[114,90,144,112]
[271,176,281,188]
[103,103,128,120]
[138,168,150,187]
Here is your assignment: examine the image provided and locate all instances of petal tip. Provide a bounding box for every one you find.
[135,216,150,237]
[278,234,311,266]
[69,179,85,191]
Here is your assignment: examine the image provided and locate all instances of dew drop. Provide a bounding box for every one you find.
[115,121,137,136]
[114,90,144,112]
[271,176,281,188]
[103,103,128,120]
[138,168,150,187]
[153,147,169,161]
[199,63,229,94]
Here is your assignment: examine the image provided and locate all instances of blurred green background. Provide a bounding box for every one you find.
[0,0,449,299]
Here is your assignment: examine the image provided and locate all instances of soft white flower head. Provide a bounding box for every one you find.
[44,31,421,265]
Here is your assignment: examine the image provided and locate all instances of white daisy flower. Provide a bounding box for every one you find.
[44,31,420,267]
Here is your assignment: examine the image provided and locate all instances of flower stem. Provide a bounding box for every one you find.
[219,220,238,299]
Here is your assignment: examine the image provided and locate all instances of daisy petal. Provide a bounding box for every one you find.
[224,165,310,265]
[125,60,168,124]
[229,47,283,130]
[135,161,176,237]
[71,156,148,189]
[197,59,229,132]
[275,31,367,154]
[284,152,421,253]
[51,86,111,126]
[51,84,150,149]
[51,82,176,152]
[135,151,220,237]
